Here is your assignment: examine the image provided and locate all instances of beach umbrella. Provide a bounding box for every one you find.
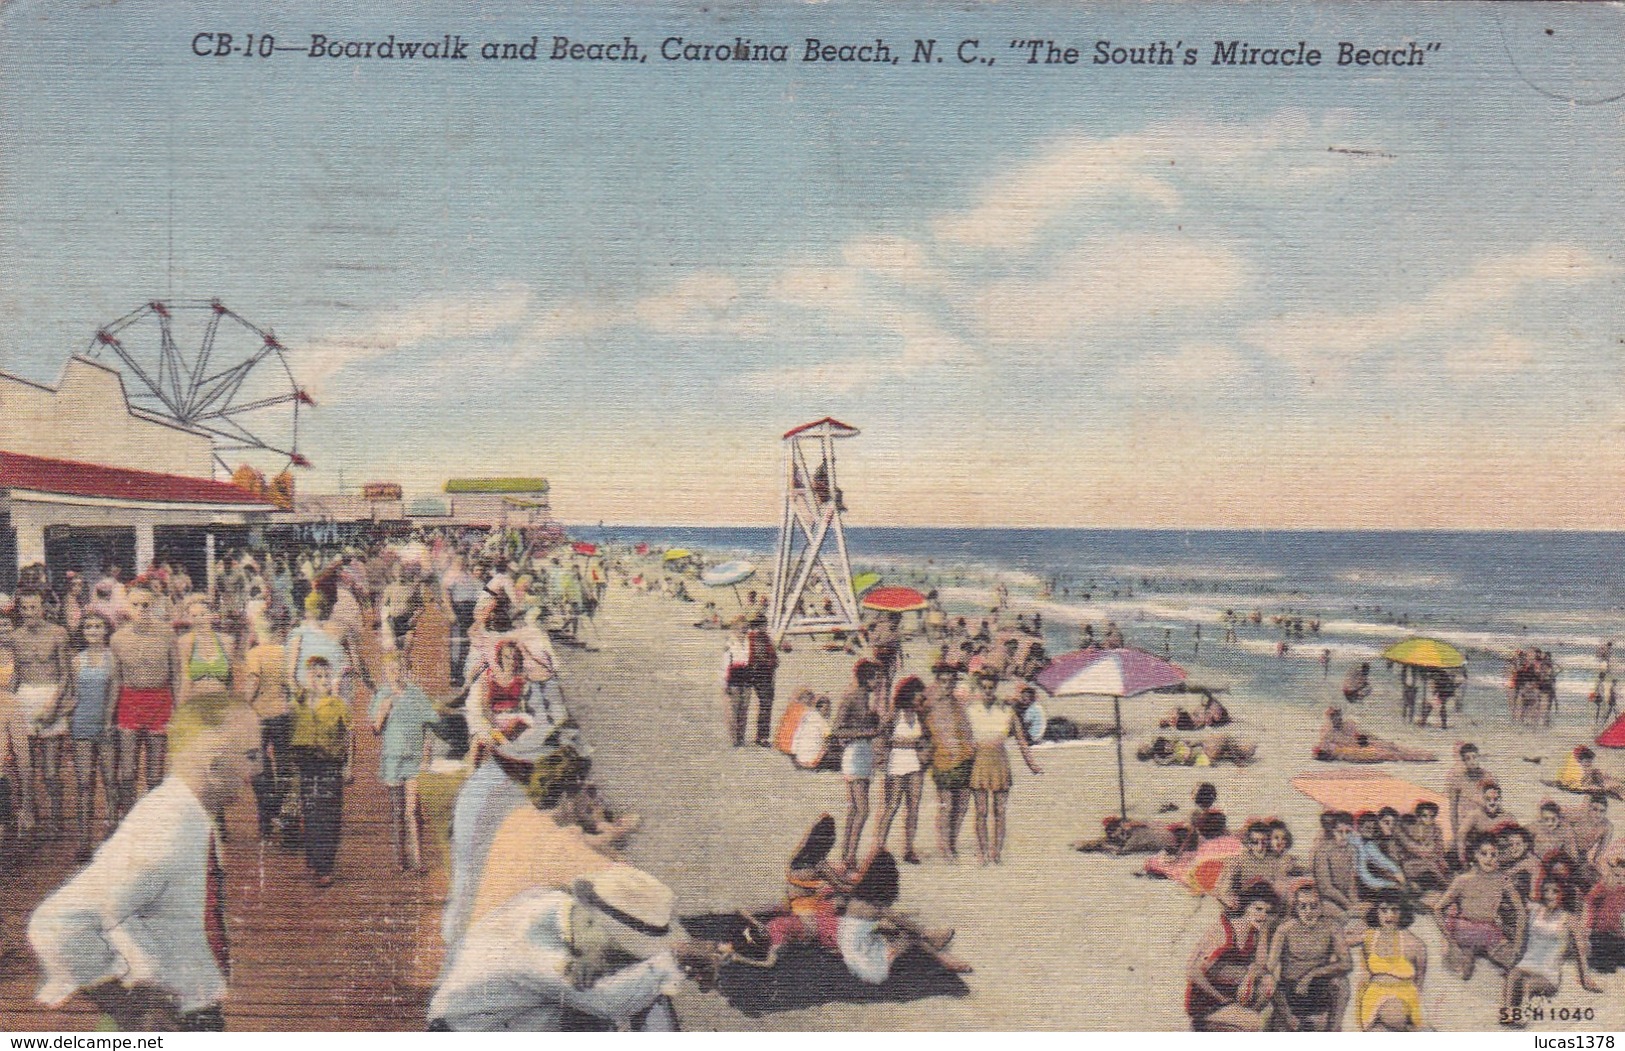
[860,585,929,613]
[1035,647,1187,819]
[851,572,882,597]
[635,543,649,556]
[1382,637,1466,669]
[663,548,692,562]
[1291,768,1452,837]
[701,559,756,606]
[572,541,598,556]
[701,560,756,587]
[1597,713,1625,749]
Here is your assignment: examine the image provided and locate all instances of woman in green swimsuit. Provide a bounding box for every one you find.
[177,596,235,706]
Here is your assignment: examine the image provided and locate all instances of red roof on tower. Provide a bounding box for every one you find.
[0,450,275,507]
[782,417,860,440]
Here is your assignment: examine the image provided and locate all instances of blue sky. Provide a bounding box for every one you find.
[2,1,1621,526]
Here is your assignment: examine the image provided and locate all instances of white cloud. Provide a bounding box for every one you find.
[744,358,882,394]
[769,265,867,313]
[1141,342,1250,389]
[975,235,1250,343]
[740,302,974,392]
[1247,244,1609,379]
[632,270,766,337]
[932,112,1367,250]
[300,284,532,392]
[1441,332,1537,378]
[840,235,938,289]
[932,134,1181,249]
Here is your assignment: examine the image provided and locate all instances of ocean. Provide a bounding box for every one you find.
[583,527,1625,728]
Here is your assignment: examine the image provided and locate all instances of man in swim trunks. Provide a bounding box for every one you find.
[1438,833,1526,981]
[109,586,181,815]
[1266,885,1351,1031]
[921,662,971,861]
[11,590,70,836]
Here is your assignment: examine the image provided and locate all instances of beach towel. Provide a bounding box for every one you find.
[1290,769,1452,838]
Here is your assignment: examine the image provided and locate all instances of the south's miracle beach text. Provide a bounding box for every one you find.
[189,32,1444,71]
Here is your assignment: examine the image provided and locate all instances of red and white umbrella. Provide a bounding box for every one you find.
[860,586,929,613]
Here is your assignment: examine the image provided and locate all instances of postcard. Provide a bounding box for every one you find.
[1,0,1622,1035]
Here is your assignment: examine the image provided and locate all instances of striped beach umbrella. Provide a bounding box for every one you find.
[1035,647,1187,819]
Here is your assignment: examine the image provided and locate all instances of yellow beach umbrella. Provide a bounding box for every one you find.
[1382,637,1466,669]
[663,548,692,562]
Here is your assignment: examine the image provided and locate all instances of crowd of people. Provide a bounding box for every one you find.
[5,533,741,1031]
[735,602,1050,873]
[1509,649,1562,727]
[1138,740,1622,1031]
[8,536,1625,1033]
[9,533,1010,1031]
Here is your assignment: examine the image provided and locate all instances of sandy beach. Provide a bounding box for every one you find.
[560,582,1622,1031]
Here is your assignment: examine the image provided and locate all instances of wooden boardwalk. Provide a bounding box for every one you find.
[0,722,449,1031]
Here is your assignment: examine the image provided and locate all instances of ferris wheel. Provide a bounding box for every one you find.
[86,300,314,477]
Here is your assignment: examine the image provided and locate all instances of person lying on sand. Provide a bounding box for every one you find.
[1139,735,1257,768]
[1313,708,1436,764]
[1544,747,1625,801]
[729,847,971,981]
[1073,816,1181,855]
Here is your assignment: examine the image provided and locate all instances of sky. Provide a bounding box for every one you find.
[1,0,1622,528]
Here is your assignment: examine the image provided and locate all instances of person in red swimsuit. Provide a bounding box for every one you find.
[470,639,529,750]
[1186,886,1278,1031]
[108,586,182,816]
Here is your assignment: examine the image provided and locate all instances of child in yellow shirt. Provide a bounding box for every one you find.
[292,656,351,887]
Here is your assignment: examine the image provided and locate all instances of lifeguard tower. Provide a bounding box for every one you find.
[768,417,863,644]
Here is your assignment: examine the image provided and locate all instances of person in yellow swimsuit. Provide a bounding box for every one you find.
[1356,890,1427,1031]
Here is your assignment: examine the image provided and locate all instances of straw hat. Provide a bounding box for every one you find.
[571,865,678,960]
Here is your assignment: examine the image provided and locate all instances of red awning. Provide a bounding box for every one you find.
[0,449,275,507]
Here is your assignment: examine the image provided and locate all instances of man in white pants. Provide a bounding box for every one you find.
[10,590,69,835]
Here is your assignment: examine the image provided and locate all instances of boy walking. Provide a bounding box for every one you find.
[292,656,351,887]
